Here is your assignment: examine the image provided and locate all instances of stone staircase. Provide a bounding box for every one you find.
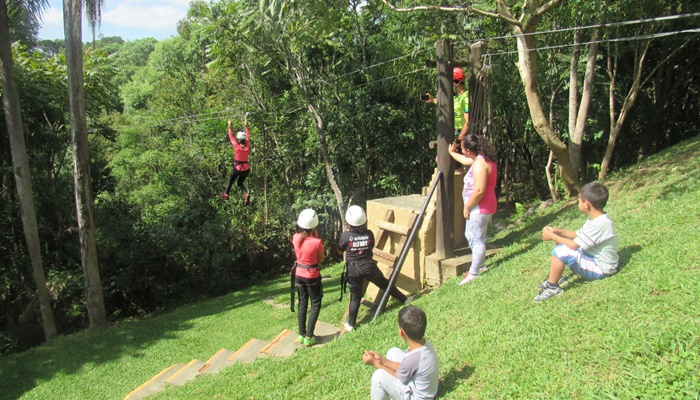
[124,321,341,400]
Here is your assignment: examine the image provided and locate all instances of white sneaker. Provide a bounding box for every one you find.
[343,322,353,332]
[458,274,478,286]
[404,296,414,305]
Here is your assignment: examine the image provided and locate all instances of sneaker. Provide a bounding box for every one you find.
[558,275,571,288]
[533,285,563,302]
[220,192,229,200]
[404,296,414,305]
[458,274,478,286]
[343,322,353,332]
[303,336,317,347]
[296,335,305,344]
[243,193,250,205]
[478,266,488,274]
[538,276,571,293]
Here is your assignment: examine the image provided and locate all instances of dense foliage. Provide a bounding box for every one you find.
[1,0,699,353]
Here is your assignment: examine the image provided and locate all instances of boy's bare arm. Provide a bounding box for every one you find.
[544,226,577,239]
[363,350,400,377]
[542,227,579,250]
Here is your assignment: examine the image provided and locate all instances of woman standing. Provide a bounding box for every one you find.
[293,209,325,346]
[448,134,498,285]
[338,206,411,332]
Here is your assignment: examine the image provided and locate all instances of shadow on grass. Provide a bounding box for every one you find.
[485,203,577,273]
[437,363,476,397]
[0,277,289,400]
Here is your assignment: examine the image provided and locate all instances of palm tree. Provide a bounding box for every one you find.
[63,0,108,328]
[0,0,58,340]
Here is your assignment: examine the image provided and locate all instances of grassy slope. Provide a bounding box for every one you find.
[1,137,699,400]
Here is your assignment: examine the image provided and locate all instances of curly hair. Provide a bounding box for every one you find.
[461,134,497,163]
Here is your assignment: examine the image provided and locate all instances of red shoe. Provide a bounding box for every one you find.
[220,192,229,200]
[243,193,250,205]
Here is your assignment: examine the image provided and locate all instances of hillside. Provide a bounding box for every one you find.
[0,136,698,399]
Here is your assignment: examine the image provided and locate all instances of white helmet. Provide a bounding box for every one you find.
[297,209,318,229]
[236,131,246,141]
[345,205,367,226]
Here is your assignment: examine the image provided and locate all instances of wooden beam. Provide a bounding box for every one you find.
[372,248,397,264]
[376,221,410,236]
[435,39,455,259]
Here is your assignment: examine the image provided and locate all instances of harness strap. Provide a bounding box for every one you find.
[289,264,297,312]
[338,262,349,302]
[295,262,319,270]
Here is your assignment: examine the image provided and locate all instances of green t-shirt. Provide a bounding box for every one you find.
[453,90,470,133]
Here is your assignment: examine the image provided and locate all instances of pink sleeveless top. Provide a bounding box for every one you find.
[463,155,497,214]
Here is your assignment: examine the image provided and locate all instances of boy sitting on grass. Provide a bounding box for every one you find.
[362,305,439,400]
[535,181,619,302]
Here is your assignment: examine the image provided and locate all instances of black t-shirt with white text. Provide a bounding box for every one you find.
[338,229,375,267]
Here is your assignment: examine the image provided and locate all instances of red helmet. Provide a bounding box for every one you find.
[453,67,466,83]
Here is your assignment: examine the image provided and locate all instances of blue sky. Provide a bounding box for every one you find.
[38,0,190,41]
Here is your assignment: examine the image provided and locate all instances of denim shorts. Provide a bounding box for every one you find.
[551,244,606,281]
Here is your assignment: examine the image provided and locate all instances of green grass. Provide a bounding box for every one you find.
[2,137,699,399]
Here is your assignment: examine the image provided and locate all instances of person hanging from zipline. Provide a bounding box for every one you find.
[221,115,251,205]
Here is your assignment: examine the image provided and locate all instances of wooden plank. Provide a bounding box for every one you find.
[372,248,396,264]
[392,214,417,260]
[376,221,410,236]
[374,210,394,249]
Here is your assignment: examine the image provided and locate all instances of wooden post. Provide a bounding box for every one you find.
[468,42,485,135]
[435,39,454,259]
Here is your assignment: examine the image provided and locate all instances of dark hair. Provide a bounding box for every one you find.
[296,227,314,245]
[349,224,367,233]
[580,182,609,210]
[461,134,497,163]
[398,305,426,341]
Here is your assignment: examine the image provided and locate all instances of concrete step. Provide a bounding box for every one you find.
[198,348,235,375]
[228,338,269,364]
[261,329,298,357]
[425,247,503,285]
[312,321,341,346]
[165,359,205,387]
[441,247,503,281]
[124,363,185,400]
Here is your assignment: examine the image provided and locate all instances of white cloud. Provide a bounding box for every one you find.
[103,3,188,31]
[39,6,63,30]
[38,0,189,40]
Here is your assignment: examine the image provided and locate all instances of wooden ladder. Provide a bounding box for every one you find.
[372,209,418,305]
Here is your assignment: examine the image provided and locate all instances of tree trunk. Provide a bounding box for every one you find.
[569,30,600,182]
[307,103,347,230]
[280,39,347,230]
[63,0,109,328]
[513,27,579,196]
[0,0,58,341]
[600,40,647,181]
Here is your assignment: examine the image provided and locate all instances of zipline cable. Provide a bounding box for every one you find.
[348,66,432,89]
[114,14,700,130]
[457,11,700,46]
[340,48,433,77]
[483,28,700,57]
